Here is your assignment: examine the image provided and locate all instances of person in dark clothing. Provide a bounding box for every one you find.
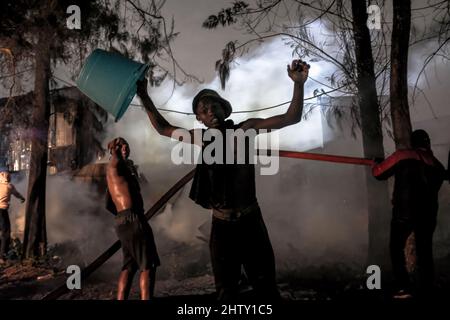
[372,129,447,298]
[106,137,160,300]
[136,59,309,301]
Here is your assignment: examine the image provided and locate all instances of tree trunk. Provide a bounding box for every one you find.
[22,31,50,259]
[390,0,412,149]
[391,0,417,273]
[351,0,391,267]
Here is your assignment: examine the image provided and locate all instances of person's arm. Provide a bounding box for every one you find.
[10,185,25,203]
[136,80,196,144]
[107,142,121,169]
[372,150,419,180]
[105,143,133,212]
[239,60,309,131]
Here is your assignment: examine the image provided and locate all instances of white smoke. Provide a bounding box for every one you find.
[143,38,337,152]
[7,37,367,274]
[100,38,373,269]
[9,173,116,264]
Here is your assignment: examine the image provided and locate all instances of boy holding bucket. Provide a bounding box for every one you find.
[137,60,309,301]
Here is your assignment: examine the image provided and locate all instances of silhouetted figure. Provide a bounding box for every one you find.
[106,137,160,300]
[372,129,446,298]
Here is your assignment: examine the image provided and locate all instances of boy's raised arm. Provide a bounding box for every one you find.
[107,140,122,169]
[240,59,309,131]
[137,79,191,140]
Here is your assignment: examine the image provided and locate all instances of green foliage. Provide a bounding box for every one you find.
[203,1,249,29]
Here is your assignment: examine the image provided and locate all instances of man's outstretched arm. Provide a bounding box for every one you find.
[136,80,191,139]
[240,60,309,131]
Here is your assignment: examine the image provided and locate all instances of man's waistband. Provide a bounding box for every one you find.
[212,202,260,222]
[115,208,143,225]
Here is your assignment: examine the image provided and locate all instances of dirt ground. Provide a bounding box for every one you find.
[1,255,450,301]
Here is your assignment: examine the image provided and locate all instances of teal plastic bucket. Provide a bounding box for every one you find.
[76,49,148,122]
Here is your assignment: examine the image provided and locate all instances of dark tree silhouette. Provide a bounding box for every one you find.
[0,0,186,258]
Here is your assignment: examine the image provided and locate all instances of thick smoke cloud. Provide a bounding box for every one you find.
[100,38,371,273]
[9,173,117,268]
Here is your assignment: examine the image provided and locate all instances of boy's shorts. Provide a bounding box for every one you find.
[114,209,160,271]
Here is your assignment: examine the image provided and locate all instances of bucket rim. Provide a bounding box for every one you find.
[75,48,149,122]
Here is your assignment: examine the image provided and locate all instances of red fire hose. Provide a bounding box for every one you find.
[266,150,375,166]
